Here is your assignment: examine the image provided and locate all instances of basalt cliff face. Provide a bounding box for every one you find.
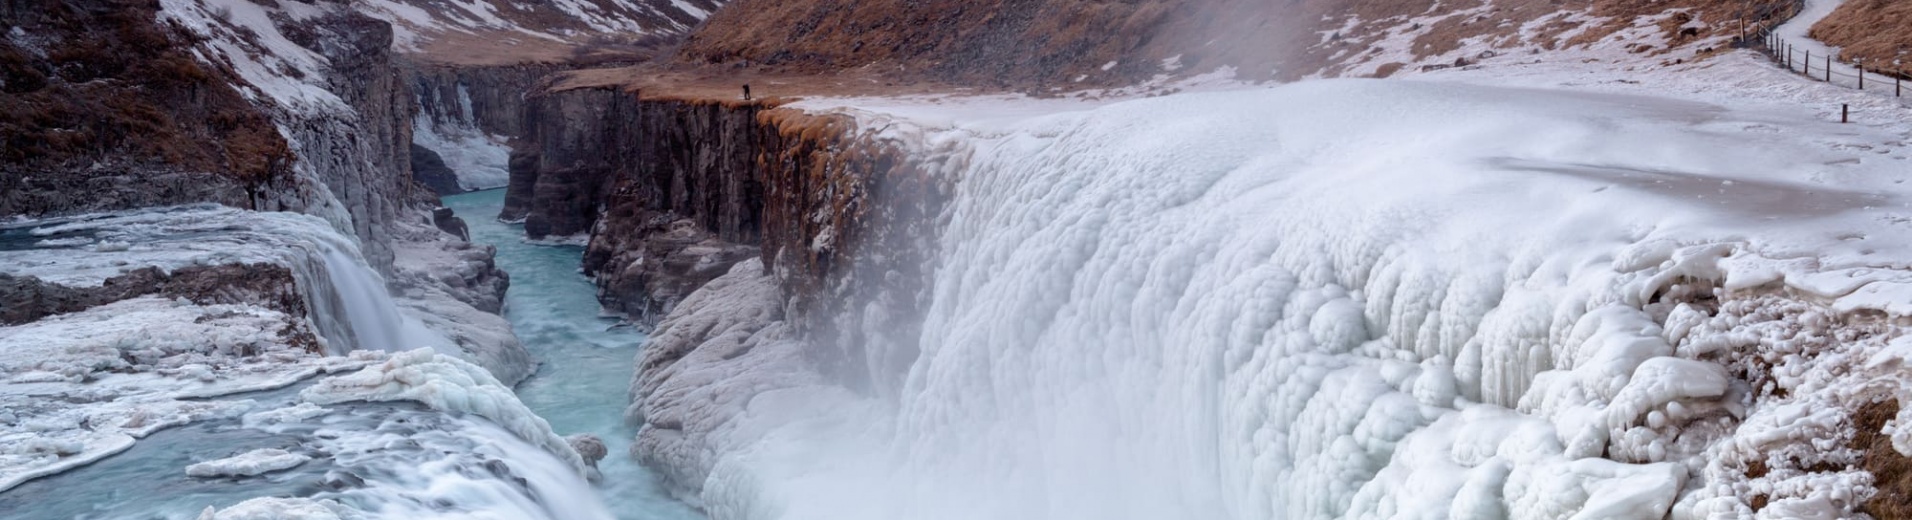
[501,85,953,502]
[504,86,945,357]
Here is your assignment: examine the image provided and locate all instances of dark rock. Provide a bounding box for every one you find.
[585,214,758,324]
[0,263,319,350]
[411,144,463,195]
[433,207,471,241]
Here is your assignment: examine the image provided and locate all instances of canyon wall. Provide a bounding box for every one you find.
[504,86,945,353]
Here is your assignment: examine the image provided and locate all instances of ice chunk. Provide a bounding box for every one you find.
[185,448,311,478]
[300,349,588,475]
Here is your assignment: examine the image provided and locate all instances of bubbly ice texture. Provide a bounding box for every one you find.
[186,448,312,478]
[645,76,1912,519]
[301,348,591,476]
[0,205,450,355]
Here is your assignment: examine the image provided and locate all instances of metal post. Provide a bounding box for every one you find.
[1805,49,1811,75]
[1859,64,1865,89]
[1827,54,1834,82]
[1842,104,1849,123]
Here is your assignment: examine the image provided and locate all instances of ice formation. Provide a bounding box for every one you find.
[412,90,512,191]
[645,73,1912,519]
[1,205,449,355]
[198,497,361,520]
[0,295,347,492]
[301,348,590,476]
[186,448,313,478]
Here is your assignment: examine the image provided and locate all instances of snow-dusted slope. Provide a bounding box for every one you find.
[356,0,722,64]
[638,55,1912,518]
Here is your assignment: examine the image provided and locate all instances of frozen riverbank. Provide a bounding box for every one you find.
[443,188,703,520]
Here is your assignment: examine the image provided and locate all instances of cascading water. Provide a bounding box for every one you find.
[312,245,453,355]
[659,80,1912,519]
[7,204,449,355]
[443,189,703,520]
[0,205,620,519]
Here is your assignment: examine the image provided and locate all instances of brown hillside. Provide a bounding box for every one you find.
[674,0,1789,87]
[0,0,293,215]
[1812,0,1912,76]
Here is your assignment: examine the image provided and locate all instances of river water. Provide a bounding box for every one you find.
[442,188,702,520]
[0,194,698,519]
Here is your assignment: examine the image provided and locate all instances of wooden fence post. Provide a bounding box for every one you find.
[1827,53,1833,82]
[1859,65,1865,89]
[1805,49,1811,75]
[1842,104,1849,123]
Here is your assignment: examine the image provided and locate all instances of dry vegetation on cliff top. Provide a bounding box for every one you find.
[667,0,1788,88]
[1812,0,1912,76]
[372,0,721,66]
[0,0,292,213]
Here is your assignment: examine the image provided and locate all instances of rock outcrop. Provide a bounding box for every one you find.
[410,144,462,195]
[0,264,312,353]
[0,0,295,218]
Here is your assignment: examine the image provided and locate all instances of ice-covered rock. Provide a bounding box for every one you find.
[186,448,312,478]
[301,348,587,476]
[568,433,608,467]
[196,497,361,520]
[634,76,1912,519]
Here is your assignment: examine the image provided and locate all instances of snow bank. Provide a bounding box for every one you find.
[198,497,361,520]
[231,406,612,520]
[413,111,511,191]
[663,75,1912,519]
[186,448,311,478]
[301,348,588,476]
[0,295,355,492]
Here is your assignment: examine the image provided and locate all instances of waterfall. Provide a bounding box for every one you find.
[10,204,449,356]
[683,80,1911,519]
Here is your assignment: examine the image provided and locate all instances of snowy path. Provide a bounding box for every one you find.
[1767,0,1912,102]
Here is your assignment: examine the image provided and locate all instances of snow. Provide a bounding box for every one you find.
[0,206,516,494]
[0,205,453,356]
[653,46,1912,519]
[158,0,346,114]
[185,448,311,478]
[300,348,590,476]
[413,108,512,191]
[0,296,365,493]
[198,497,360,520]
[388,222,533,384]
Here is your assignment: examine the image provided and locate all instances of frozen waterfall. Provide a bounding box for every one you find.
[667,80,1912,519]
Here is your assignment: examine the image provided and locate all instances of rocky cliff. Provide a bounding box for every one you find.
[494,82,954,500]
[503,85,947,347]
[0,0,295,217]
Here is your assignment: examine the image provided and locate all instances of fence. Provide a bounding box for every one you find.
[1741,2,1911,99]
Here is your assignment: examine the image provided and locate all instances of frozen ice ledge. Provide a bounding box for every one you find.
[0,205,538,494]
[531,77,1912,518]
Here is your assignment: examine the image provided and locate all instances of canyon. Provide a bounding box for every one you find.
[8,0,1912,519]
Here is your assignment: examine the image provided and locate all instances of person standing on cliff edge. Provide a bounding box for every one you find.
[743,84,752,101]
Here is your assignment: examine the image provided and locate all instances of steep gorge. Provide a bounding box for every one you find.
[502,85,941,342]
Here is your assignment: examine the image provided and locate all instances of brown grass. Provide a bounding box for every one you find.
[0,0,292,195]
[1852,397,1912,519]
[666,0,1796,88]
[1812,0,1912,77]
